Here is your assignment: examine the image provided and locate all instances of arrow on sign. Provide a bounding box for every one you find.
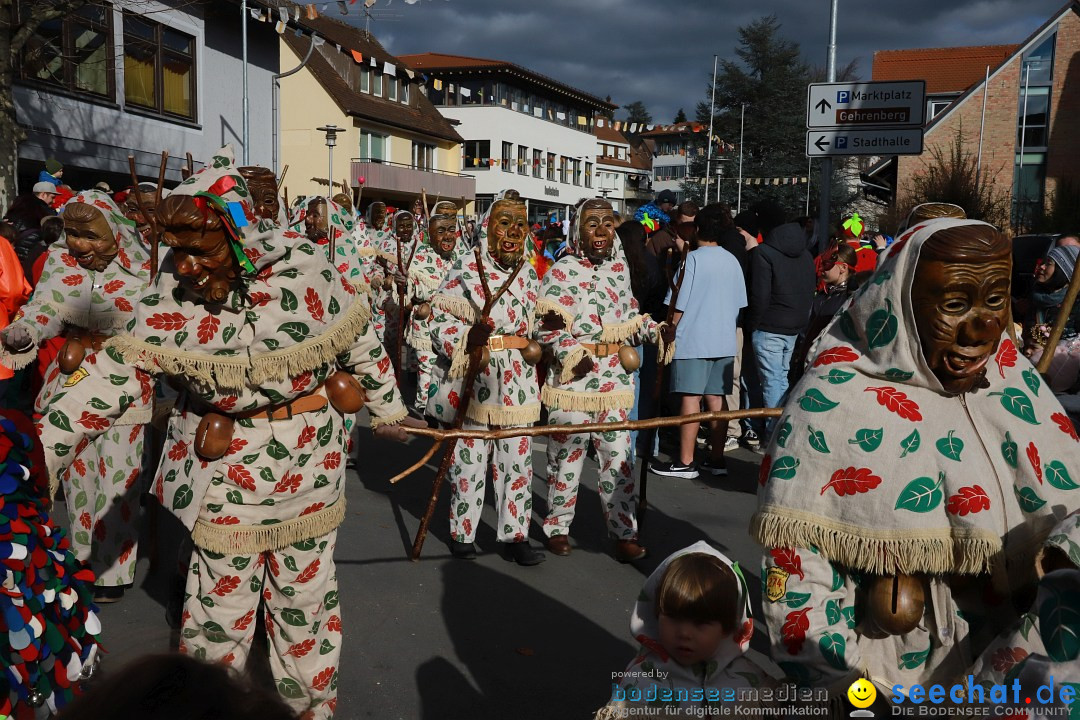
[816,98,832,114]
[814,136,830,152]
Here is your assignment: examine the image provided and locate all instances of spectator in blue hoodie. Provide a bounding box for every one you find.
[37,157,63,187]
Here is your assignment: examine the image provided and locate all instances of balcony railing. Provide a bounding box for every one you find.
[350,158,476,199]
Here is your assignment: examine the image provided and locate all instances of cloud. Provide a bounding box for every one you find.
[368,0,1065,123]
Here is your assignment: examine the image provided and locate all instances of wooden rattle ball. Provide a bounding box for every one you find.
[618,346,640,372]
[57,338,86,375]
[520,340,542,365]
[325,371,366,414]
[194,413,235,461]
[413,302,431,320]
[866,573,925,635]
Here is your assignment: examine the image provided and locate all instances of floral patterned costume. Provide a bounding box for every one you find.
[752,219,1080,701]
[426,228,541,545]
[43,149,406,719]
[4,191,151,588]
[536,237,666,542]
[288,196,367,292]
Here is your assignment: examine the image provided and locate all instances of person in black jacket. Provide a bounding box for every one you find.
[747,219,816,435]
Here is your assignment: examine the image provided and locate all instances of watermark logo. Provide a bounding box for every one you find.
[848,678,877,718]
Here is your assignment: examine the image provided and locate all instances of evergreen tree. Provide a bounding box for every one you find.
[623,100,652,126]
[674,108,687,123]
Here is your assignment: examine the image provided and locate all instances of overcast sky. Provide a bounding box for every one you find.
[347,0,1064,123]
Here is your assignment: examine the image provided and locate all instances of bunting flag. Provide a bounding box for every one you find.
[249,8,261,20]
[405,68,415,80]
[351,50,363,63]
[597,118,605,127]
[279,6,288,22]
[433,78,443,90]
[460,87,472,98]
[305,4,318,19]
[369,56,377,68]
[384,62,396,77]
[293,6,300,21]
[275,19,286,33]
[312,34,325,46]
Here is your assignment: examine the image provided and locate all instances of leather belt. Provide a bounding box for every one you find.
[232,387,328,422]
[66,329,112,352]
[581,342,624,356]
[487,334,530,352]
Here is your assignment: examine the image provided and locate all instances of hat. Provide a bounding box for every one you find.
[45,157,63,175]
[732,210,760,237]
[1047,245,1079,281]
[94,181,111,193]
[656,189,677,205]
[32,181,57,195]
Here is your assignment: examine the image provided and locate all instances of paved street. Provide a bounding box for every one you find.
[69,424,769,719]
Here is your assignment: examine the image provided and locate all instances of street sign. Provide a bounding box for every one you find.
[807,81,926,129]
[806,128,925,157]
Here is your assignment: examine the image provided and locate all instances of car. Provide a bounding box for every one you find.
[1012,233,1062,299]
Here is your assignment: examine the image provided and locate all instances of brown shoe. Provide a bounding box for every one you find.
[615,539,647,563]
[547,535,572,556]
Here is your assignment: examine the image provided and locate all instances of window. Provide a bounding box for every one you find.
[1018,87,1050,148]
[572,159,581,186]
[360,130,387,162]
[1022,34,1055,84]
[412,142,435,171]
[360,68,370,93]
[517,145,528,176]
[388,77,398,102]
[546,152,556,181]
[401,81,409,105]
[585,161,593,189]
[532,149,542,178]
[373,72,383,97]
[654,165,687,182]
[123,12,195,119]
[559,156,569,184]
[501,142,513,173]
[464,140,490,169]
[1012,31,1056,231]
[928,100,951,119]
[19,2,114,100]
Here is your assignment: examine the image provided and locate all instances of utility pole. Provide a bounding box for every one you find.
[242,0,249,164]
[704,54,718,202]
[817,0,838,240]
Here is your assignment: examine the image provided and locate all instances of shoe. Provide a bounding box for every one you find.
[724,435,739,451]
[93,585,125,604]
[504,541,545,566]
[546,535,572,556]
[650,460,700,479]
[741,430,760,449]
[449,540,477,560]
[701,457,728,477]
[615,539,648,563]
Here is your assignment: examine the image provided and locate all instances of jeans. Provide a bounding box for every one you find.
[632,344,660,461]
[751,330,798,437]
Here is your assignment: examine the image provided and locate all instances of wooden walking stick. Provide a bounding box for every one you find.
[638,245,688,527]
[1037,257,1080,376]
[277,164,289,192]
[182,152,194,180]
[410,247,527,560]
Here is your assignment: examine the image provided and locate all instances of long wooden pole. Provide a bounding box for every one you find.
[1037,255,1080,375]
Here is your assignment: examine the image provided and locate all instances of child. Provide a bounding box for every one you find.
[597,541,774,718]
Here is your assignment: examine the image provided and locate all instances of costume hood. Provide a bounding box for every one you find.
[60,189,147,271]
[763,222,809,259]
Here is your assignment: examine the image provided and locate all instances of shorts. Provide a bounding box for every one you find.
[670,357,734,396]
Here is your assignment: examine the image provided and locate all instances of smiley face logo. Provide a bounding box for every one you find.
[847,678,877,709]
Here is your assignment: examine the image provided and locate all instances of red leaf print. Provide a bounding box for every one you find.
[448,391,460,409]
[518,437,529,455]
[758,454,773,487]
[812,345,860,368]
[129,425,142,444]
[769,547,805,580]
[284,639,316,658]
[511,477,528,491]
[233,609,255,631]
[295,559,321,583]
[197,315,220,344]
[1052,412,1079,442]
[76,412,109,431]
[463,518,472,536]
[209,575,241,596]
[265,552,280,577]
[781,609,810,655]
[114,297,133,312]
[1026,442,1042,484]
[995,338,1017,379]
[295,426,317,449]
[249,291,272,307]
[118,540,135,564]
[292,371,313,393]
[72,458,86,477]
[946,485,990,516]
[559,294,574,307]
[273,473,303,495]
[168,441,189,461]
[125,468,139,490]
[226,464,256,491]
[79,512,92,529]
[146,312,191,331]
[820,467,882,496]
[312,667,335,691]
[300,502,325,516]
[217,396,238,411]
[567,448,583,463]
[225,438,248,456]
[61,253,77,268]
[864,386,922,421]
[599,381,615,393]
[317,452,341,470]
[325,615,342,632]
[61,274,83,286]
[103,280,124,294]
[991,647,1028,673]
[305,287,325,322]
[210,516,240,525]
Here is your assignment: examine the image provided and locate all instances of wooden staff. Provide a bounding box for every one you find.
[391,407,783,485]
[638,245,688,526]
[1037,256,1080,375]
[277,164,289,192]
[410,249,526,560]
[127,152,168,281]
[181,152,194,180]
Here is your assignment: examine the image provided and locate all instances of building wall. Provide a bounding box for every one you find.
[15,0,276,191]
[1045,10,1080,201]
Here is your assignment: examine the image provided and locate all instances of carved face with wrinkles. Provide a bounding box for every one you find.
[64,203,118,272]
[158,194,240,305]
[486,199,528,268]
[428,215,457,259]
[238,166,280,222]
[305,199,329,244]
[579,200,615,263]
[122,186,157,244]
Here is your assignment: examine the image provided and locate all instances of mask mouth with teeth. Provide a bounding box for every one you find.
[575,199,616,264]
[158,194,241,305]
[123,186,158,246]
[239,166,281,223]
[394,211,415,244]
[428,215,457,260]
[63,201,120,272]
[485,197,528,268]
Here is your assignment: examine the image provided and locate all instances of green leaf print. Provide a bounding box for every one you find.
[900,429,921,458]
[1022,368,1041,396]
[825,599,841,625]
[202,621,228,642]
[51,442,70,457]
[73,491,87,509]
[831,567,844,592]
[988,388,1040,425]
[47,410,72,433]
[328,296,340,315]
[849,428,883,452]
[935,430,964,461]
[819,633,847,670]
[1045,461,1079,490]
[769,456,800,480]
[866,299,899,349]
[898,644,932,670]
[279,322,310,342]
[226,490,244,505]
[317,418,334,447]
[222,325,237,344]
[108,374,127,386]
[283,556,298,572]
[1002,432,1018,468]
[840,607,856,629]
[895,473,945,513]
[280,585,296,597]
[232,557,251,571]
[838,311,859,342]
[821,369,855,384]
[200,596,215,608]
[798,388,839,413]
[1038,584,1080,662]
[280,289,298,312]
[883,368,914,382]
[808,426,831,454]
[280,608,308,627]
[277,678,305,699]
[267,439,291,460]
[776,416,792,448]
[780,592,811,608]
[873,271,893,285]
[94,493,106,513]
[292,538,317,551]
[1014,485,1047,513]
[320,639,336,655]
[172,484,193,510]
[1020,612,1037,642]
[324,590,339,610]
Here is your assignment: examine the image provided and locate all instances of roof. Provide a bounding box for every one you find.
[398,52,616,111]
[872,44,1018,94]
[595,119,629,144]
[640,121,702,138]
[281,30,462,143]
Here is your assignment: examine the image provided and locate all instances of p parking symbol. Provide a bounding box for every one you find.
[837,90,851,103]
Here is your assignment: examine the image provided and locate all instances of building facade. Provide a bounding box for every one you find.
[639,122,704,205]
[594,119,652,216]
[399,53,616,223]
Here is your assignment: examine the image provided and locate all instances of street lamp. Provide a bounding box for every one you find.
[737,103,747,214]
[317,124,342,195]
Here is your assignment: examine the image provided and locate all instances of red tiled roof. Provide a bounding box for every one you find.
[872,44,1019,95]
[595,121,628,144]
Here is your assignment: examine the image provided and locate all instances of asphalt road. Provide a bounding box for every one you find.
[69,425,770,720]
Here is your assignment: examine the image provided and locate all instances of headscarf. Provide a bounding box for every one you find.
[288,195,366,289]
[60,189,146,271]
[753,218,1080,582]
